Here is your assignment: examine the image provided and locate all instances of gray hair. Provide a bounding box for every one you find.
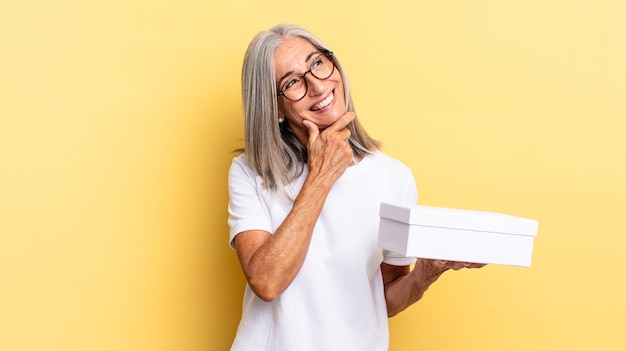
[241,23,380,192]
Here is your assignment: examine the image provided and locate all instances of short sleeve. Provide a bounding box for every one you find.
[382,250,417,266]
[227,155,273,248]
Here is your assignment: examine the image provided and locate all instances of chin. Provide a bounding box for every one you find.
[318,114,343,130]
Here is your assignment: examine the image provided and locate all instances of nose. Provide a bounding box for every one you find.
[304,72,325,97]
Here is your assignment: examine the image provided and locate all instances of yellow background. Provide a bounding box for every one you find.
[1,0,625,350]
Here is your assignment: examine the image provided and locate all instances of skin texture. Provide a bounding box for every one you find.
[382,260,485,317]
[274,37,347,140]
[233,112,355,302]
[233,35,485,311]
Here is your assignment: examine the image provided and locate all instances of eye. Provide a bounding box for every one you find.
[283,77,300,90]
[311,57,324,69]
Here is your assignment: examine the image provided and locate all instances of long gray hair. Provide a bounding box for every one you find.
[241,23,380,192]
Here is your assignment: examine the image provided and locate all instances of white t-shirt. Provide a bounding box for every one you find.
[228,151,418,351]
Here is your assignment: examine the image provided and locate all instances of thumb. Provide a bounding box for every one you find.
[302,120,319,143]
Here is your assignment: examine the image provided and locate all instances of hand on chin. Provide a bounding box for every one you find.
[311,113,344,131]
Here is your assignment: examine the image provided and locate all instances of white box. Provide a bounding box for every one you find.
[378,203,538,267]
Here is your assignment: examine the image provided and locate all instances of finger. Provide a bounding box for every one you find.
[427,259,448,269]
[302,119,320,143]
[446,261,467,270]
[337,126,352,142]
[326,112,356,132]
[457,262,486,269]
[467,263,487,269]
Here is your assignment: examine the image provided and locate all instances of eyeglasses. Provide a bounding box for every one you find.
[277,51,335,102]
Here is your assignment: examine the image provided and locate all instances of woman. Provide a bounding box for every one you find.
[228,23,483,350]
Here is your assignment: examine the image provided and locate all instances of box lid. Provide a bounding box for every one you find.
[379,203,538,236]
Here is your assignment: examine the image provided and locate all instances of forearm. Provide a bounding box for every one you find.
[383,261,448,317]
[241,172,336,300]
[239,113,356,301]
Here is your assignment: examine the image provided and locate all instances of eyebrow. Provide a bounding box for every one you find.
[277,51,320,87]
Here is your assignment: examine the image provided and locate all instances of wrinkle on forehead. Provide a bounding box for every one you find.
[274,37,319,84]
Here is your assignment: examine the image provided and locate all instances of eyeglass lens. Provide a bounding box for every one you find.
[280,53,334,101]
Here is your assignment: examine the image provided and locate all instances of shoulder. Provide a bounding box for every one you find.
[366,151,417,192]
[367,151,418,204]
[231,153,249,167]
[228,153,263,188]
[369,151,413,173]
[229,153,254,175]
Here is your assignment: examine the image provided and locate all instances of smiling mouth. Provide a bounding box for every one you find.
[310,91,334,111]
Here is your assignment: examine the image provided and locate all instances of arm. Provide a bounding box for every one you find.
[382,260,485,317]
[233,175,336,302]
[233,113,356,302]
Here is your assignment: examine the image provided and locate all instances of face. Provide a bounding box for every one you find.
[274,36,346,143]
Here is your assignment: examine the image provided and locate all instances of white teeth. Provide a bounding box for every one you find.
[312,92,334,111]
